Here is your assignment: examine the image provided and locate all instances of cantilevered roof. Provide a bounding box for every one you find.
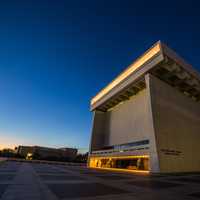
[91,41,200,111]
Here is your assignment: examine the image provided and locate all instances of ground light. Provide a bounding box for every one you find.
[90,167,150,174]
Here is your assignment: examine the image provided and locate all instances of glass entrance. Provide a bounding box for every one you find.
[89,156,149,171]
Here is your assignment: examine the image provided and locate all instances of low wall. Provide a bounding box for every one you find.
[0,157,7,163]
[7,158,86,167]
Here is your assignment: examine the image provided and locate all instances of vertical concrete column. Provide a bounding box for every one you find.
[90,111,107,151]
[145,73,160,173]
[87,110,107,167]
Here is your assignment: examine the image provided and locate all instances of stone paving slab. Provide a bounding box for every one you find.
[95,175,133,180]
[127,180,183,189]
[47,182,129,199]
[40,174,85,181]
[172,177,200,183]
[0,185,8,198]
[189,192,200,198]
[36,171,69,174]
[0,175,15,182]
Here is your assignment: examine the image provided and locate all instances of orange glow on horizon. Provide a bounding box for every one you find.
[0,143,16,150]
[0,135,22,150]
[91,42,161,106]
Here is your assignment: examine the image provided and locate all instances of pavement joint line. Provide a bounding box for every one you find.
[61,192,138,200]
[50,165,148,195]
[30,163,59,200]
[1,163,58,200]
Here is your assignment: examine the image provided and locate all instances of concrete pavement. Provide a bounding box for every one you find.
[0,161,200,200]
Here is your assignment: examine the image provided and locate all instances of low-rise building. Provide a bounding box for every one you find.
[16,145,77,161]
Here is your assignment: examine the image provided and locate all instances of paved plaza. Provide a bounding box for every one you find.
[0,161,200,200]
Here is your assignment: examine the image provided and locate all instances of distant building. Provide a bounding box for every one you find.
[16,145,77,161]
[88,41,200,173]
[16,146,33,157]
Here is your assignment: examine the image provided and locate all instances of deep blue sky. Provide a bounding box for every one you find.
[0,0,200,150]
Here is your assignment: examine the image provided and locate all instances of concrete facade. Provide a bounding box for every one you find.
[88,41,200,173]
[90,89,150,150]
[149,74,200,172]
[104,89,149,147]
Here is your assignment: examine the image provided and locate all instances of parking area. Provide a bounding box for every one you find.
[0,161,200,200]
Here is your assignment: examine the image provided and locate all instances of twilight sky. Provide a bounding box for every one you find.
[0,0,200,150]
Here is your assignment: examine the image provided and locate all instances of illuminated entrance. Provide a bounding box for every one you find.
[89,155,149,172]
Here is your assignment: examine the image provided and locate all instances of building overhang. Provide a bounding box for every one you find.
[90,41,200,112]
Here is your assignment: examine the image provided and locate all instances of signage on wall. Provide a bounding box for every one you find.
[160,149,182,156]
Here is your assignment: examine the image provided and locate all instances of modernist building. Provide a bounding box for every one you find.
[88,41,200,173]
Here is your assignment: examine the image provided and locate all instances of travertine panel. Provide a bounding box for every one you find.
[104,89,150,146]
[150,74,200,172]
